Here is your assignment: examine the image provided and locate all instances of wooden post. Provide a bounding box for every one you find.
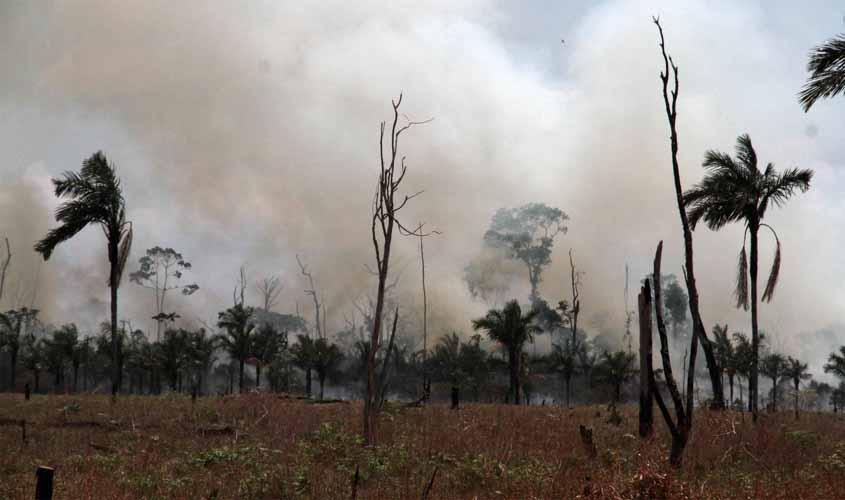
[21,419,26,444]
[35,466,54,500]
[450,386,459,410]
[25,383,30,401]
[638,280,654,438]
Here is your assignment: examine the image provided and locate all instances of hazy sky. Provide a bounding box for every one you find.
[1,1,844,375]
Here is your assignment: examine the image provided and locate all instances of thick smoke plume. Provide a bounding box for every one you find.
[0,1,843,376]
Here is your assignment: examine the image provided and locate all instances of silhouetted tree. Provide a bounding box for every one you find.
[483,203,568,305]
[312,338,342,400]
[596,350,636,403]
[129,247,198,341]
[685,134,813,421]
[0,308,38,391]
[291,334,317,397]
[760,353,786,411]
[472,300,539,404]
[35,151,133,398]
[783,356,810,419]
[216,303,256,393]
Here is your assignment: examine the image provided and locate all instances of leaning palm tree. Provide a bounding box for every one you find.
[34,152,132,397]
[216,303,256,393]
[783,356,811,420]
[472,299,539,405]
[800,34,845,111]
[684,135,812,422]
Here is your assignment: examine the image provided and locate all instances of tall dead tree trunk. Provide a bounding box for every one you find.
[364,93,431,445]
[654,17,724,409]
[638,280,653,438]
[296,255,323,340]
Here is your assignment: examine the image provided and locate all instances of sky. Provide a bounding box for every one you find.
[0,0,844,377]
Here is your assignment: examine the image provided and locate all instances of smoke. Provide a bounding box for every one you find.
[0,1,844,376]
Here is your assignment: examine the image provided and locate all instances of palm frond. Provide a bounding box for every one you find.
[735,134,757,172]
[761,231,781,303]
[735,244,749,311]
[800,34,845,111]
[115,225,133,288]
[34,218,90,260]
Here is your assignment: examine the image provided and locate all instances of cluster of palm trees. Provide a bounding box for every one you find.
[713,324,812,418]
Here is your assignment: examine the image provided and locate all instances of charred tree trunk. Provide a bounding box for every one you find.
[649,241,694,467]
[638,281,654,437]
[238,359,245,393]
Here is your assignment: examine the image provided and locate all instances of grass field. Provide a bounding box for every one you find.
[2,393,845,499]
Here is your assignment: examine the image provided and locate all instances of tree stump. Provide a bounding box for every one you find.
[450,386,459,410]
[579,425,597,459]
[35,466,54,500]
[25,383,31,401]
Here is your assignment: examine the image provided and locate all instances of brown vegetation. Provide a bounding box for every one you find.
[2,393,845,499]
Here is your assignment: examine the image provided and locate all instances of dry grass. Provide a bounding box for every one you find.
[1,393,844,499]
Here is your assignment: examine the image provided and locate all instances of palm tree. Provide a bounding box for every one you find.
[800,34,845,111]
[216,303,256,393]
[312,338,343,400]
[760,353,786,412]
[252,324,284,390]
[34,152,133,397]
[472,299,539,405]
[712,324,736,404]
[595,350,636,403]
[684,134,813,422]
[188,329,217,396]
[290,334,317,397]
[824,346,845,380]
[551,341,579,407]
[783,356,811,420]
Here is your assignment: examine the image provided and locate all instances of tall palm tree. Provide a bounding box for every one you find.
[472,299,539,404]
[216,303,256,393]
[684,134,813,422]
[34,152,132,397]
[800,34,845,111]
[783,356,811,420]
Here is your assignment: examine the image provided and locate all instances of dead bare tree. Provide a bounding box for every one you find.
[364,93,431,445]
[233,265,248,306]
[255,275,283,311]
[654,17,724,408]
[296,254,323,339]
[416,221,440,400]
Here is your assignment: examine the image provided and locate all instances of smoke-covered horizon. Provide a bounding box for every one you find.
[1,1,844,378]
